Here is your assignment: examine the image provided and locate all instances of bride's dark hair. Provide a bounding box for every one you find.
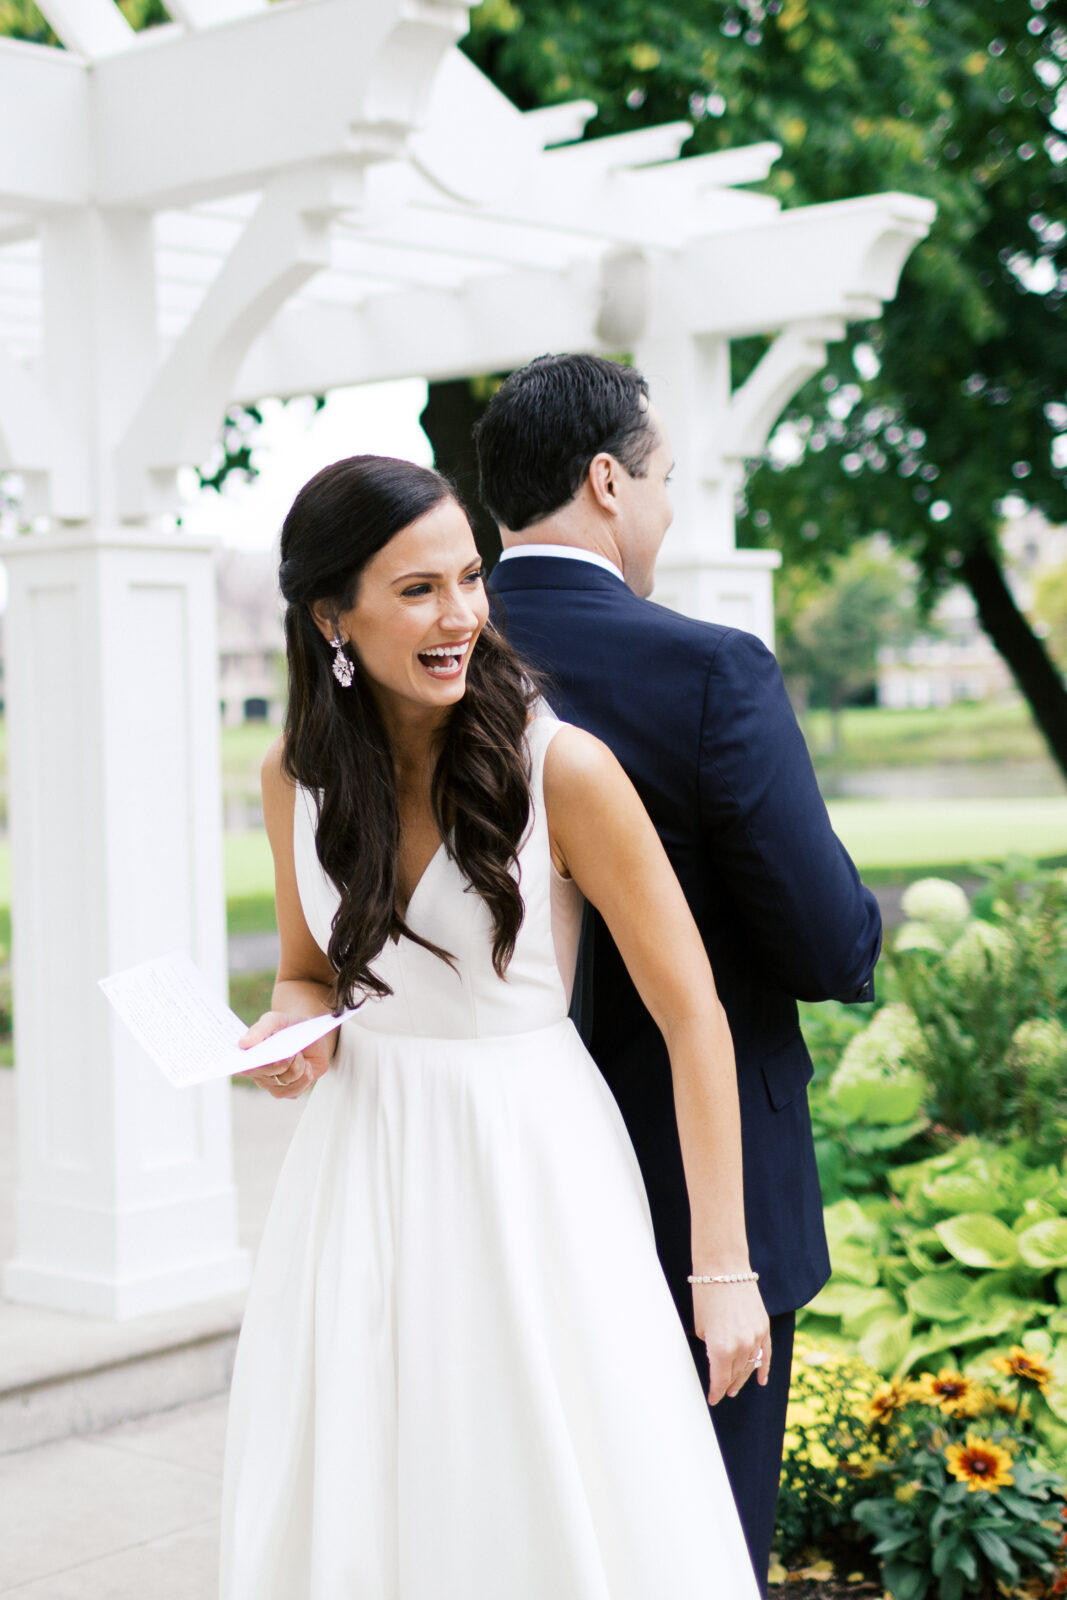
[278,454,537,1008]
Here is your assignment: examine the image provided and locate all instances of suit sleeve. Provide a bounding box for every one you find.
[697,629,882,1003]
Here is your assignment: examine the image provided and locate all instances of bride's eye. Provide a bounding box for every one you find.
[401,583,432,598]
[463,567,485,585]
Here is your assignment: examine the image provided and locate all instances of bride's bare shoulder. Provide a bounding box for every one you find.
[543,723,630,807]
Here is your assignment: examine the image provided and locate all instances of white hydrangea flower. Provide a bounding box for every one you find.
[831,1003,929,1087]
[944,920,1015,986]
[1007,1018,1067,1074]
[894,920,946,954]
[900,877,971,937]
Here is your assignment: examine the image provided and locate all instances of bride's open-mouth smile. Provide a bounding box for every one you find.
[417,638,472,679]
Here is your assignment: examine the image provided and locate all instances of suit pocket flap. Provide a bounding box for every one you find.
[761,1038,814,1111]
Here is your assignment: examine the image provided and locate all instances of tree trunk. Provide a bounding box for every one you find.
[960,540,1067,782]
[419,380,500,569]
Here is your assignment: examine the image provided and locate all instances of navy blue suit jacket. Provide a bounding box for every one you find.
[489,556,882,1322]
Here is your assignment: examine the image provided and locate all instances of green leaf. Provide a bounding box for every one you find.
[832,1069,927,1125]
[923,1166,1005,1216]
[859,1311,913,1374]
[905,1270,971,1323]
[824,1196,883,1248]
[828,1240,881,1286]
[807,1281,898,1327]
[972,1526,1018,1580]
[905,1228,952,1274]
[1017,1218,1067,1270]
[1055,1268,1067,1304]
[850,1114,930,1152]
[935,1214,1020,1270]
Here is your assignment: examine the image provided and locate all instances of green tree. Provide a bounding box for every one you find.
[460,0,1067,775]
[1032,555,1067,666]
[776,539,917,745]
[0,0,168,42]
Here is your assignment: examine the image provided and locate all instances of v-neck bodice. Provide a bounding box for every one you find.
[292,716,582,1039]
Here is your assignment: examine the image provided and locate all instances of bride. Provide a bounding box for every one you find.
[219,453,769,1599]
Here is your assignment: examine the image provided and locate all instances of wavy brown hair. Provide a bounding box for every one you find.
[278,455,538,1009]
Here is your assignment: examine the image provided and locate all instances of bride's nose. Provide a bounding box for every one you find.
[440,584,483,631]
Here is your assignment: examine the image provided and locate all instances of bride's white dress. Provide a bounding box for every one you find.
[219,716,759,1599]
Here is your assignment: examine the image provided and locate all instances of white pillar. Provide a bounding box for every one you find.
[636,330,780,646]
[1,527,248,1318]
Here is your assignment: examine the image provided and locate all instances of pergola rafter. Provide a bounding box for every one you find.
[0,0,935,1322]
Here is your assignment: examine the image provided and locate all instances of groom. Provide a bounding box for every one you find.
[475,354,882,1592]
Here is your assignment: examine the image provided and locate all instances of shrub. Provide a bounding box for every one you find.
[775,1336,883,1567]
[888,868,1067,1148]
[854,1337,1066,1599]
[800,1140,1067,1457]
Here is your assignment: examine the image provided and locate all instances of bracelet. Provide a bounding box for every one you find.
[687,1271,760,1285]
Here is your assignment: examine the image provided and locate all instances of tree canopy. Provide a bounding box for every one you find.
[464,0,1067,773]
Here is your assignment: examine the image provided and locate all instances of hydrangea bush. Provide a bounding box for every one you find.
[888,867,1067,1150]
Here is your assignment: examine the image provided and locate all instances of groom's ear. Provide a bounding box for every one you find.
[588,452,618,512]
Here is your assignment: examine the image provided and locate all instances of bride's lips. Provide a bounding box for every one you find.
[417,639,472,679]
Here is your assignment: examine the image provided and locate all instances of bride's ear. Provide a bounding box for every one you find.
[309,600,340,644]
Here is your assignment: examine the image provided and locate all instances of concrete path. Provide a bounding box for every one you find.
[1,1394,227,1598]
[0,1073,302,1598]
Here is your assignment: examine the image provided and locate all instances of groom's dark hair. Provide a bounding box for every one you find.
[473,353,655,532]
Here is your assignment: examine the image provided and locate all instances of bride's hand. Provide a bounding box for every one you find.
[237,1010,338,1099]
[693,1281,771,1406]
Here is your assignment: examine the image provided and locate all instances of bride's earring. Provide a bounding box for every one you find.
[330,635,354,688]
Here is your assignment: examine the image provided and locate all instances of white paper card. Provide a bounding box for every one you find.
[99,951,352,1089]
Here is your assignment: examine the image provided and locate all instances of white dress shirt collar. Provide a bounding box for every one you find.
[496,544,625,584]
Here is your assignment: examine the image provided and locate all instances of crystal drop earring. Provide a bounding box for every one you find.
[330,635,354,689]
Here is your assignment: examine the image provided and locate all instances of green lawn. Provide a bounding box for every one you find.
[804,701,1049,769]
[827,795,1067,875]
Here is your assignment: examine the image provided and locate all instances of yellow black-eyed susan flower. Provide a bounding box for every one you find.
[991,1347,1053,1392]
[918,1369,975,1416]
[868,1379,916,1425]
[944,1434,1015,1493]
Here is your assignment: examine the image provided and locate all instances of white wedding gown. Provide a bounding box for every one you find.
[219,716,759,1599]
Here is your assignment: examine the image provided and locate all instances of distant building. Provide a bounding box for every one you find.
[216,549,285,726]
[877,511,1067,709]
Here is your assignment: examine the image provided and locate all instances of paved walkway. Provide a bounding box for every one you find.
[0,1074,302,1599]
[1,1394,228,1598]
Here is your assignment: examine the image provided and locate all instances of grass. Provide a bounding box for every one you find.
[826,795,1067,875]
[803,701,1049,769]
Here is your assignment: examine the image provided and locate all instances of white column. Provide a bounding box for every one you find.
[636,330,779,646]
[1,527,248,1318]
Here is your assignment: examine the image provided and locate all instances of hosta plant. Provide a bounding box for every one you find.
[800,1142,1067,1455]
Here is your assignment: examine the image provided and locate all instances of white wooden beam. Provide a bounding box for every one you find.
[233,261,606,400]
[0,41,89,208]
[523,100,598,147]
[652,191,937,339]
[721,317,847,462]
[33,0,134,57]
[116,162,368,513]
[165,0,267,26]
[93,0,466,208]
[0,351,52,473]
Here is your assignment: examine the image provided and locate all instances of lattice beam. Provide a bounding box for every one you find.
[33,0,133,57]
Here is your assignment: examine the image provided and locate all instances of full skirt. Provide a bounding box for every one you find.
[219,1018,758,1600]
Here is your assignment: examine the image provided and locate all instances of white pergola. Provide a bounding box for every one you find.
[0,0,935,1319]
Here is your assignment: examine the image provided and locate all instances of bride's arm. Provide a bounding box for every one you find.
[543,725,770,1406]
[238,739,340,1100]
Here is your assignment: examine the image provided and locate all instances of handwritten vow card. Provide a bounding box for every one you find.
[99,951,351,1089]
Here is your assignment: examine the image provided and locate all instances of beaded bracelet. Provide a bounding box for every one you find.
[687,1271,760,1285]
